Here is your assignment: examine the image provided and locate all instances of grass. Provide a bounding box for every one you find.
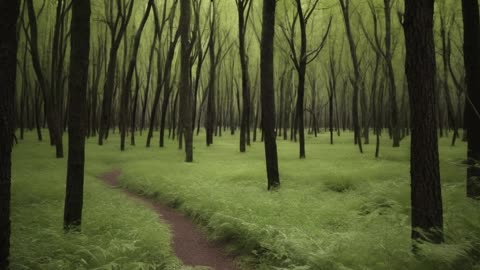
[11,129,480,270]
[10,134,182,270]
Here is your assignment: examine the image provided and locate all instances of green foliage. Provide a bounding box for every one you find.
[11,131,480,269]
[10,134,181,270]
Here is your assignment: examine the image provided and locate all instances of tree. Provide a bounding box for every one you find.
[179,0,194,162]
[281,0,331,158]
[25,0,65,158]
[63,0,91,231]
[0,0,20,267]
[339,0,363,154]
[261,0,280,190]
[364,0,401,147]
[403,0,443,244]
[191,0,209,134]
[147,0,180,148]
[98,0,134,145]
[438,7,459,147]
[235,0,253,153]
[119,0,153,151]
[462,0,480,199]
[206,1,218,146]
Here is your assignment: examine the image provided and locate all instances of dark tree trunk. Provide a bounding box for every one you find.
[339,0,363,154]
[26,0,64,158]
[206,4,217,146]
[0,0,20,267]
[404,0,444,244]
[35,87,43,141]
[261,0,280,191]
[179,0,193,162]
[141,32,158,134]
[148,5,180,148]
[383,0,400,148]
[253,99,260,142]
[237,0,252,153]
[439,13,459,147]
[63,0,91,231]
[462,0,480,199]
[98,0,134,146]
[130,68,140,146]
[119,1,152,151]
[160,86,173,147]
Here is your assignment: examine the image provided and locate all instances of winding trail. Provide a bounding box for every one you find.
[99,170,238,270]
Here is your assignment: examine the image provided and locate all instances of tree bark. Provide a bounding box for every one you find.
[119,1,152,151]
[63,0,91,231]
[206,2,217,146]
[179,0,193,162]
[237,0,252,153]
[26,0,64,158]
[98,0,134,145]
[261,0,280,190]
[339,0,363,154]
[403,0,444,244]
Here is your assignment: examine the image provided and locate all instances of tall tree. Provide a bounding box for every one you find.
[339,0,363,154]
[147,0,180,148]
[191,0,209,134]
[119,0,153,151]
[179,0,194,162]
[261,0,280,190]
[0,0,20,267]
[25,0,64,158]
[206,1,218,146]
[403,0,444,244]
[98,0,134,145]
[235,0,253,153]
[462,0,480,199]
[439,7,459,147]
[281,0,331,158]
[366,0,401,147]
[63,0,91,231]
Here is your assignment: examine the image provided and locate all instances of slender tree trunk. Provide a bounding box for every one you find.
[404,0,444,244]
[237,0,252,153]
[439,14,458,146]
[141,33,158,134]
[206,5,216,146]
[383,0,401,148]
[120,1,152,151]
[340,0,363,154]
[160,84,173,147]
[131,69,140,146]
[63,0,90,231]
[26,0,64,158]
[98,0,134,145]
[35,87,43,141]
[261,0,280,190]
[179,0,193,162]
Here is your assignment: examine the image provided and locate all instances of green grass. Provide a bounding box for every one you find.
[10,134,182,270]
[11,129,480,270]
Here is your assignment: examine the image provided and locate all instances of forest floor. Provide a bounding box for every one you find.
[100,169,237,269]
[10,130,480,270]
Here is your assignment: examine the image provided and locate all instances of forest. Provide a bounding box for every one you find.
[0,0,480,269]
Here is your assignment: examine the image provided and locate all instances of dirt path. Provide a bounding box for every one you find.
[100,170,238,270]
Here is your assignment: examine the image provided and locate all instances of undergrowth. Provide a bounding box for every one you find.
[11,130,480,270]
[10,134,181,270]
